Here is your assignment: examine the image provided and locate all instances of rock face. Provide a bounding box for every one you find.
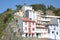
[46,10,55,16]
[0,17,21,40]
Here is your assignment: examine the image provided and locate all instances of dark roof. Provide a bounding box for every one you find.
[47,18,58,25]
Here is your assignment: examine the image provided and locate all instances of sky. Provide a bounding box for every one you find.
[0,0,60,13]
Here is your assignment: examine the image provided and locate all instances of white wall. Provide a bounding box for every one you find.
[22,6,33,11]
[48,25,60,39]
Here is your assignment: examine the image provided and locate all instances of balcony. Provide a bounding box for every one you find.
[36,29,48,33]
[36,25,45,28]
[40,18,51,21]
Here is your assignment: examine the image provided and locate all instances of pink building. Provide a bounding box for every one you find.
[18,18,36,37]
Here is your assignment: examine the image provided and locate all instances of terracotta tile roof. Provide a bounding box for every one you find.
[21,18,35,22]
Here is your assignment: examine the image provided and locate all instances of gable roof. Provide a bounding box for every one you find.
[48,18,58,25]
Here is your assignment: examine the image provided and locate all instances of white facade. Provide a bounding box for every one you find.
[48,25,58,39]
[48,18,60,40]
[57,18,60,27]
[22,5,33,11]
[25,10,37,21]
[40,15,54,24]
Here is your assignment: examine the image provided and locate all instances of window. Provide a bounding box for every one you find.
[56,32,58,35]
[52,31,54,34]
[33,28,34,31]
[29,28,31,32]
[33,23,34,25]
[29,22,31,27]
[25,27,27,31]
[25,22,27,25]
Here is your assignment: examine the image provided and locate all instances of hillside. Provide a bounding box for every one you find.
[0,8,14,38]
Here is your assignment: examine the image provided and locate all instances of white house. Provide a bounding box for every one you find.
[22,5,33,11]
[24,10,37,21]
[47,18,60,40]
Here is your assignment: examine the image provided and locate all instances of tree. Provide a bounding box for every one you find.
[31,4,47,11]
[16,5,22,11]
[48,5,56,11]
[54,9,60,16]
[0,8,14,38]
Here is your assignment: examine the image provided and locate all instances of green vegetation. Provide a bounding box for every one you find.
[47,5,56,11]
[31,4,47,15]
[31,4,46,11]
[31,4,47,11]
[0,8,14,38]
[54,9,60,16]
[16,5,22,11]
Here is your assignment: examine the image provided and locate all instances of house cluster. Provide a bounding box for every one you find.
[14,5,60,40]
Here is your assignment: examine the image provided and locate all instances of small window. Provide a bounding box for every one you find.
[33,23,34,25]
[56,32,58,35]
[29,22,31,27]
[25,27,27,31]
[29,28,31,32]
[33,28,34,31]
[52,31,54,34]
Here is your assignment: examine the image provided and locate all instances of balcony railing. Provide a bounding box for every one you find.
[36,29,48,33]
